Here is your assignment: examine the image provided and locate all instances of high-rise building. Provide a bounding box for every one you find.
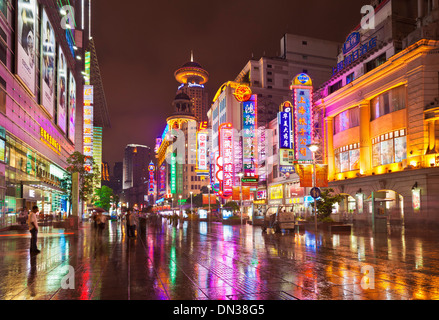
[0,0,100,226]
[174,53,209,123]
[122,144,152,209]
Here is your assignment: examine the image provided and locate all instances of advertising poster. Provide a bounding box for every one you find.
[269,184,283,200]
[340,152,349,172]
[394,136,407,163]
[349,149,360,171]
[16,0,37,94]
[372,143,380,167]
[57,46,68,133]
[412,189,421,211]
[380,140,394,165]
[41,9,55,116]
[232,186,240,201]
[68,72,76,142]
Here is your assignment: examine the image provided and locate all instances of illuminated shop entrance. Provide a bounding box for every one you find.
[333,193,356,215]
[367,190,404,220]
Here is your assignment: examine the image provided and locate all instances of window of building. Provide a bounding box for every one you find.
[372,129,407,167]
[333,107,360,134]
[329,80,343,94]
[0,77,5,114]
[267,86,272,89]
[302,41,308,45]
[370,86,406,121]
[267,71,272,75]
[334,143,360,173]
[346,72,354,85]
[365,53,387,73]
[302,55,308,60]
[273,165,278,178]
[267,78,272,83]
[267,64,272,68]
[0,0,7,20]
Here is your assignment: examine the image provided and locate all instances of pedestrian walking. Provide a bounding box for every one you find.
[28,206,40,254]
[97,212,106,235]
[129,211,136,237]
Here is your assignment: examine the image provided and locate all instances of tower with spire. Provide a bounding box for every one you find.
[174,52,209,123]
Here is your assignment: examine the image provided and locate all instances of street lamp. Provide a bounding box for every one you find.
[307,143,319,231]
[237,172,244,226]
[207,185,211,222]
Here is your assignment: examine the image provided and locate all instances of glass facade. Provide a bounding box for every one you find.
[334,143,360,173]
[372,129,407,167]
[370,86,406,121]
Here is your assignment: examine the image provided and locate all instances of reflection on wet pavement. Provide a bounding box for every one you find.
[1,219,439,300]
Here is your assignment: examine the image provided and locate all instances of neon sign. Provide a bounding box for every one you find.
[83,85,94,172]
[219,123,234,198]
[233,85,252,102]
[170,153,176,194]
[333,36,377,75]
[148,162,155,194]
[242,95,258,177]
[196,131,208,171]
[291,74,313,163]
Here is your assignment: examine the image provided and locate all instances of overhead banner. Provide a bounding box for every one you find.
[292,73,314,163]
[68,71,76,143]
[296,164,328,188]
[57,46,68,133]
[202,194,216,205]
[16,0,37,94]
[41,8,56,116]
[242,94,258,178]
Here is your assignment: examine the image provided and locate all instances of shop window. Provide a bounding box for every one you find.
[346,72,354,85]
[333,107,360,134]
[329,80,343,94]
[370,85,406,120]
[365,53,387,73]
[334,143,360,173]
[372,129,407,167]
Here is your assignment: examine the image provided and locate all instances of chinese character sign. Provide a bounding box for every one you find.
[83,85,94,172]
[197,132,208,171]
[219,123,234,197]
[148,162,155,194]
[170,153,177,194]
[159,165,166,196]
[292,74,313,162]
[242,95,258,178]
[278,112,292,149]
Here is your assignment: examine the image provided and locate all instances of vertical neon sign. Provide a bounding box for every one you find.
[219,123,233,198]
[292,73,314,163]
[148,162,155,194]
[242,94,258,177]
[170,153,176,194]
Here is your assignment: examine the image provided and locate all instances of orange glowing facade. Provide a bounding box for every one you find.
[314,0,439,226]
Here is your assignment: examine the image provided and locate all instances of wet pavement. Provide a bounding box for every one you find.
[1,218,439,300]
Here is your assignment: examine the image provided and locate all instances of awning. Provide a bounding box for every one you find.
[21,181,66,194]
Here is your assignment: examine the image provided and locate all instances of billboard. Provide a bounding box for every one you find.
[68,72,76,143]
[41,9,56,116]
[57,46,68,133]
[16,0,37,94]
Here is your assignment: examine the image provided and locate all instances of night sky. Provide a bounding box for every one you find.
[93,0,369,172]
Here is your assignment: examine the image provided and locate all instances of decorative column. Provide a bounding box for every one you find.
[325,117,335,180]
[359,102,371,175]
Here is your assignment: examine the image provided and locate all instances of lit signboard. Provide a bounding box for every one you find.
[148,162,155,194]
[242,94,258,177]
[219,123,234,198]
[196,131,208,171]
[41,8,56,116]
[68,71,76,143]
[278,112,292,149]
[57,45,68,133]
[83,85,94,172]
[292,73,313,163]
[40,127,61,154]
[159,164,166,196]
[170,152,176,194]
[16,0,37,94]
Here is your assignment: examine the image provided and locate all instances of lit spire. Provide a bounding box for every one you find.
[191,50,194,62]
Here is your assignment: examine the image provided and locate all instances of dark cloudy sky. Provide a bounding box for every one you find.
[92,0,369,172]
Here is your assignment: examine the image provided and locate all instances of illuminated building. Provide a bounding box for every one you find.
[314,0,439,227]
[0,0,101,226]
[174,52,209,123]
[165,93,208,201]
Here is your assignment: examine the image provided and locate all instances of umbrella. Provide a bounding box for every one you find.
[89,207,105,212]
